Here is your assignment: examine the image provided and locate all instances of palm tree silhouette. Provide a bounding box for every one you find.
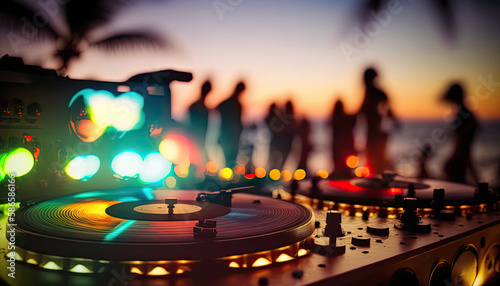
[1,0,167,75]
[356,0,454,42]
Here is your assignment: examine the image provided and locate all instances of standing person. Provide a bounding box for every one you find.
[357,67,399,175]
[265,103,281,169]
[216,81,245,167]
[188,80,211,162]
[297,118,312,171]
[266,101,297,170]
[331,99,357,178]
[442,83,479,184]
[278,101,298,169]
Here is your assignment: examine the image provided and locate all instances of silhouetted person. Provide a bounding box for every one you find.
[331,99,357,178]
[358,67,399,175]
[266,103,281,169]
[188,80,211,161]
[239,123,257,172]
[417,143,432,178]
[266,101,298,169]
[297,118,312,171]
[442,83,479,184]
[216,81,245,167]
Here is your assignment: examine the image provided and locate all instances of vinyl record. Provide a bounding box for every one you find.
[13,188,314,261]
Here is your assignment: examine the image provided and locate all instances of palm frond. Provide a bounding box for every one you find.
[90,32,166,52]
[0,0,58,42]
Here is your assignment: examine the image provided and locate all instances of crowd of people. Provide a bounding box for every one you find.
[184,67,479,184]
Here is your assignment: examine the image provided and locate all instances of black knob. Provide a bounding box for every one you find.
[367,226,389,236]
[352,236,371,247]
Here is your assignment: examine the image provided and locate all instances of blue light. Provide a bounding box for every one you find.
[104,220,136,241]
[138,152,172,183]
[65,155,100,181]
[111,151,142,178]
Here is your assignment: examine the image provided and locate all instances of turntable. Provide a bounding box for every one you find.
[1,57,500,285]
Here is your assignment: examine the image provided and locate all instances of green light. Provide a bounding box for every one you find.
[43,261,62,270]
[138,152,172,183]
[65,155,100,181]
[3,148,34,177]
[104,220,136,241]
[70,89,145,132]
[69,264,92,273]
[111,151,142,177]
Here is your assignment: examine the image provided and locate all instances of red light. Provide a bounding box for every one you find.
[245,173,255,179]
[389,188,403,195]
[18,112,21,115]
[36,112,40,116]
[7,111,10,114]
[34,147,40,161]
[25,135,33,142]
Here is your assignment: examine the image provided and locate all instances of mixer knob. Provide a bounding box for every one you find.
[351,236,371,247]
[395,197,431,233]
[324,210,344,237]
[367,226,389,236]
[407,184,416,198]
[433,188,445,201]
[362,210,369,220]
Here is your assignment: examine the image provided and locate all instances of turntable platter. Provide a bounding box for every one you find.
[293,175,479,207]
[13,188,315,261]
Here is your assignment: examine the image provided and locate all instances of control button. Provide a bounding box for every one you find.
[367,226,389,236]
[352,236,370,247]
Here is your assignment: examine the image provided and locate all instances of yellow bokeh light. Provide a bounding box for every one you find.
[174,165,189,178]
[159,139,180,163]
[294,169,306,180]
[219,168,233,180]
[166,176,176,188]
[269,169,281,180]
[255,167,266,178]
[228,261,240,268]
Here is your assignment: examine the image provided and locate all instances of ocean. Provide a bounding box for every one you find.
[302,119,500,185]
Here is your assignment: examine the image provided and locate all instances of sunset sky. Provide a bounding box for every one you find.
[1,0,500,122]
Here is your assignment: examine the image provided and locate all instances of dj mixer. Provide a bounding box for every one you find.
[0,56,499,286]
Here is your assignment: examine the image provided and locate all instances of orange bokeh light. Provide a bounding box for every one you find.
[345,155,359,169]
[234,165,245,175]
[255,167,266,178]
[354,166,370,177]
[316,170,329,179]
[206,161,218,174]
